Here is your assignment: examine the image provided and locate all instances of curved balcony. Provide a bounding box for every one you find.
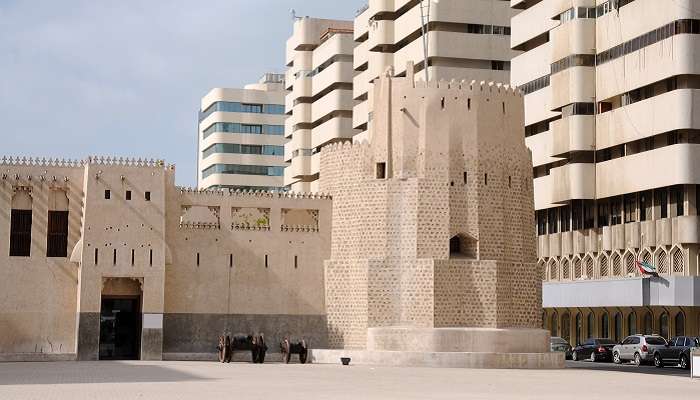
[511,0,558,50]
[550,66,595,111]
[312,62,354,98]
[550,18,595,62]
[291,76,312,102]
[311,90,354,124]
[596,89,700,149]
[549,163,595,203]
[311,116,354,149]
[550,115,595,157]
[367,19,394,52]
[596,144,700,199]
[288,154,312,180]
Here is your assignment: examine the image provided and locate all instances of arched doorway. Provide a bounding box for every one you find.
[675,312,685,336]
[575,313,582,345]
[551,312,559,337]
[627,312,637,336]
[659,313,669,339]
[600,313,610,338]
[643,312,653,335]
[561,312,571,343]
[614,313,623,342]
[99,277,143,360]
[586,313,594,340]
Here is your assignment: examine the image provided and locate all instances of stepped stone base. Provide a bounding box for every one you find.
[310,349,563,369]
[311,327,562,369]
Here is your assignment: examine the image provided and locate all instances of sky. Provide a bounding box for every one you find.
[0,0,365,186]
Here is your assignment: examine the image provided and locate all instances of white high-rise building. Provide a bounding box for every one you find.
[512,0,700,344]
[284,17,356,193]
[198,73,287,191]
[284,1,517,191]
[353,0,517,141]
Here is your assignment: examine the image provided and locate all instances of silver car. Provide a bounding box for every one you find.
[613,335,668,366]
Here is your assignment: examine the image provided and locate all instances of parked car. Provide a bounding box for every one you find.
[613,335,668,366]
[651,336,700,369]
[571,338,616,362]
[550,337,572,359]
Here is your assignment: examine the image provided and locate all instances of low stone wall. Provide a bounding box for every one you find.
[310,349,564,369]
[162,313,327,356]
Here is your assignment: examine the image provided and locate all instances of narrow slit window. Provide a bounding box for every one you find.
[484,173,488,186]
[294,255,298,269]
[145,191,151,201]
[113,248,117,265]
[376,162,386,179]
[463,172,468,185]
[229,254,233,268]
[467,98,471,110]
[94,248,99,265]
[149,249,153,266]
[441,97,445,109]
[104,190,110,200]
[508,176,512,188]
[265,254,269,268]
[196,252,200,266]
[131,249,135,266]
[502,102,506,114]
[125,190,132,201]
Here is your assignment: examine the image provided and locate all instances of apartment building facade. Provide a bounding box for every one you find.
[353,0,518,141]
[511,0,700,344]
[284,18,356,193]
[198,73,288,191]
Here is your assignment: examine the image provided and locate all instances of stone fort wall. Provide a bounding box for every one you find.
[320,74,541,349]
[0,157,331,360]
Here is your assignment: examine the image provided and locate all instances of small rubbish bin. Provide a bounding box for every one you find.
[340,357,351,366]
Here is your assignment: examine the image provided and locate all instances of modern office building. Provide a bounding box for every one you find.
[198,73,288,191]
[284,17,356,193]
[511,0,700,344]
[352,0,518,141]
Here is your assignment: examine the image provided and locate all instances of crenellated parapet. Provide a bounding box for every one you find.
[412,78,522,98]
[177,186,331,201]
[85,156,174,170]
[0,156,84,168]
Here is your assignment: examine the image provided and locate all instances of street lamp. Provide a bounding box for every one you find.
[419,0,440,82]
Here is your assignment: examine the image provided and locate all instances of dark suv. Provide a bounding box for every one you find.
[571,338,617,362]
[652,336,699,369]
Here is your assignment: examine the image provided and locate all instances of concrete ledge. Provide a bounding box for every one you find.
[163,352,286,363]
[0,353,76,362]
[310,349,564,369]
[368,327,549,353]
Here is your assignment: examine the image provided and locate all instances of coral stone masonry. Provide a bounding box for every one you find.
[313,63,562,368]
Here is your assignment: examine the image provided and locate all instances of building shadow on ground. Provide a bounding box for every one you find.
[0,361,211,385]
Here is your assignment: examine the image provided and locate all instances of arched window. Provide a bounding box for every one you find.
[551,312,559,337]
[643,312,653,335]
[561,312,571,342]
[675,312,685,336]
[659,313,669,339]
[614,313,623,342]
[601,313,610,338]
[586,313,594,340]
[627,312,637,336]
[542,311,546,330]
[575,313,582,345]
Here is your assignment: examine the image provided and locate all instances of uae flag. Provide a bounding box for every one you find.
[635,260,659,277]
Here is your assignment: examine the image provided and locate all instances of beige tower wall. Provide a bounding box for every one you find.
[320,72,542,351]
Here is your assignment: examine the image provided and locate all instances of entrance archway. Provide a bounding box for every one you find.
[99,278,143,360]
